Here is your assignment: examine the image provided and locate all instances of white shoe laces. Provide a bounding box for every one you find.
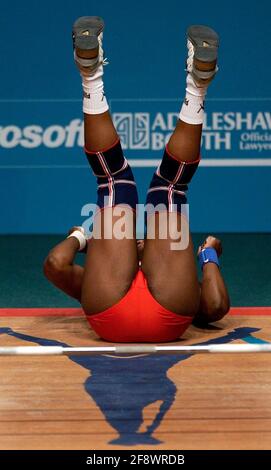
[185,38,218,86]
[98,32,109,67]
[186,39,194,73]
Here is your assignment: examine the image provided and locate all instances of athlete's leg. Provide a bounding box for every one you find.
[73,17,139,315]
[142,25,219,316]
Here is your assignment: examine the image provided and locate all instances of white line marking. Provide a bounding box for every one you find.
[0,165,90,169]
[0,97,271,103]
[1,159,271,169]
[0,99,82,103]
[199,159,271,167]
[110,97,271,102]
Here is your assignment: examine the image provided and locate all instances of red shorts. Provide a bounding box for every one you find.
[86,270,192,343]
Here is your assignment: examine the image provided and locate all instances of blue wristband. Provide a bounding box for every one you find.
[198,247,219,270]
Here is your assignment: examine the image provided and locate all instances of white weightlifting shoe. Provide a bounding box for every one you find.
[186,25,219,86]
[72,16,107,77]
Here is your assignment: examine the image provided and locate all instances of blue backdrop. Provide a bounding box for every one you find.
[0,0,270,233]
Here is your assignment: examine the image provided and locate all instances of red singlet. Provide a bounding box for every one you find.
[86,270,192,343]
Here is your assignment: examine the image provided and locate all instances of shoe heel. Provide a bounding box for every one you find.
[75,35,99,59]
[194,46,217,65]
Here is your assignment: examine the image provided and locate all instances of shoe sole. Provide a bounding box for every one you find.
[187,25,219,63]
[72,16,104,52]
[187,25,219,83]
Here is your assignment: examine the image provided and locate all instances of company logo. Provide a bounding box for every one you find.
[113,111,231,151]
[113,112,177,151]
[113,111,271,153]
[203,111,271,153]
[113,113,150,149]
[0,119,84,149]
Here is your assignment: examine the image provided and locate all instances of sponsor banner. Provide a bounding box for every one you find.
[0,99,270,165]
[110,99,271,159]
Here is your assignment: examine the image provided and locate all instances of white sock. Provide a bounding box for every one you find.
[82,63,109,115]
[179,74,207,125]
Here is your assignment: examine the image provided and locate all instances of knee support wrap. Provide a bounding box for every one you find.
[85,140,138,210]
[146,146,200,213]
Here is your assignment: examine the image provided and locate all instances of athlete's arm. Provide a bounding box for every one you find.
[43,226,85,302]
[194,236,230,324]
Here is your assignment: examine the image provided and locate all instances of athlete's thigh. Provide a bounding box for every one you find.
[142,212,200,315]
[81,208,138,315]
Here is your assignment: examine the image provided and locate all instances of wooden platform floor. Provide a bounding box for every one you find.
[0,308,270,450]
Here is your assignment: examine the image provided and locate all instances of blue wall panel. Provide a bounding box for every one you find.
[0,0,270,233]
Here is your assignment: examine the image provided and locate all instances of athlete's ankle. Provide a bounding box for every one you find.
[179,73,207,125]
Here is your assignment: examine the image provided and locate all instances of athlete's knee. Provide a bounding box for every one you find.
[146,145,200,213]
[85,139,138,210]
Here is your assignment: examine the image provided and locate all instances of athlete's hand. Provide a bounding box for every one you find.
[197,235,222,257]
